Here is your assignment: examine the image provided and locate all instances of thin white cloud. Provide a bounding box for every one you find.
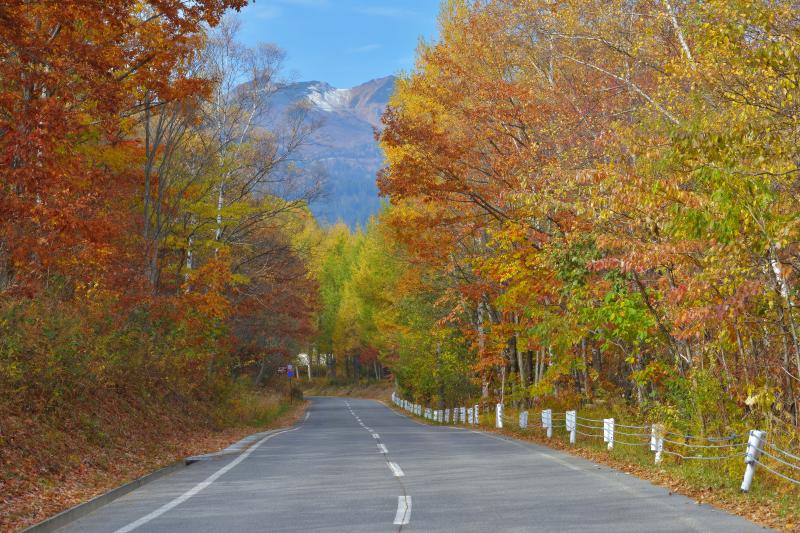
[255,6,283,19]
[350,43,381,53]
[355,6,416,17]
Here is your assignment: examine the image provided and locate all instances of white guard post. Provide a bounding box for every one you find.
[496,403,504,428]
[542,409,553,438]
[461,407,466,424]
[468,406,474,425]
[741,429,766,492]
[650,424,664,464]
[566,410,577,444]
[519,410,528,429]
[603,418,615,450]
[445,408,450,423]
[474,405,480,426]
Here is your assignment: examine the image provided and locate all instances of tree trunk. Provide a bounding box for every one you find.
[581,337,591,398]
[254,356,269,386]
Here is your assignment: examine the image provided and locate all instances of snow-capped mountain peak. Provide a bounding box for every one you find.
[307,85,353,112]
[250,75,397,228]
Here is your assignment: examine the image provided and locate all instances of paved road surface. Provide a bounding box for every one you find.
[61,397,768,532]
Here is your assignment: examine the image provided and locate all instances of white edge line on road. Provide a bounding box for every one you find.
[371,433,380,439]
[377,444,388,453]
[388,462,404,477]
[113,426,300,533]
[304,412,310,421]
[393,495,411,525]
[465,429,707,532]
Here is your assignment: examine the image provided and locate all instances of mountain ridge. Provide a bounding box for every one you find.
[255,75,395,228]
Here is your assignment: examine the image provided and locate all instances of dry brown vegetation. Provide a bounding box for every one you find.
[0,390,306,532]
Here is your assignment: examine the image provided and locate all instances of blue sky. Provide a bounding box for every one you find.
[235,0,441,88]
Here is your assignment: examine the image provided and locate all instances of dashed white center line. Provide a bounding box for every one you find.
[387,462,404,477]
[347,401,410,526]
[393,495,412,525]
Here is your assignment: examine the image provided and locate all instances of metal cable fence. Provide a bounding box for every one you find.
[390,392,800,491]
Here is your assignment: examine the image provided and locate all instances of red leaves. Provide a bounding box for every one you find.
[0,0,246,295]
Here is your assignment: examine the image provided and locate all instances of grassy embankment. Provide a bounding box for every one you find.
[0,386,307,532]
[297,377,393,401]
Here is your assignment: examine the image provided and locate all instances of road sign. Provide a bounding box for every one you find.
[287,364,294,378]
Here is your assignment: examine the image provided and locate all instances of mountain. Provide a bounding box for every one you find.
[257,76,396,228]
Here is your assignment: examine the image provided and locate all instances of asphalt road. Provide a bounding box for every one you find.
[60,397,768,532]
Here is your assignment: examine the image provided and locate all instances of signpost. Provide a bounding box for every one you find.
[287,364,294,402]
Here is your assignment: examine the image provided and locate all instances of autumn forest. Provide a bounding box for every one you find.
[3,0,800,529]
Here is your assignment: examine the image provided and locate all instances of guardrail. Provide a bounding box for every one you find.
[390,393,800,492]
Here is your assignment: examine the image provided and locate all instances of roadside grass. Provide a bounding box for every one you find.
[298,377,393,400]
[494,406,800,531]
[389,401,799,531]
[222,386,300,428]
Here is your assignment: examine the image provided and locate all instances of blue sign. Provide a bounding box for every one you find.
[287,364,294,378]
